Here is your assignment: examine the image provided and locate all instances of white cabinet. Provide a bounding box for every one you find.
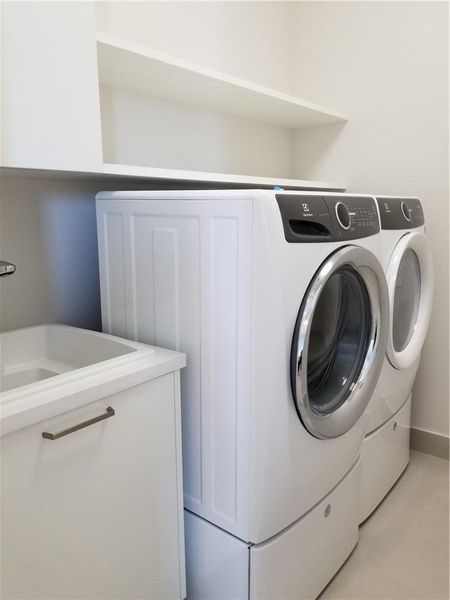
[1,374,186,599]
[0,2,347,188]
[0,1,103,172]
[0,3,349,188]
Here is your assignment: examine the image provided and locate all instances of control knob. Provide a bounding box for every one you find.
[335,202,351,230]
[401,201,412,222]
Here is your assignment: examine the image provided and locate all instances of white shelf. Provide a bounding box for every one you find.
[1,164,345,191]
[97,32,348,129]
[102,163,345,191]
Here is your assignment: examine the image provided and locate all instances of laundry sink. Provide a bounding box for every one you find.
[0,324,185,436]
[0,324,187,599]
[0,324,137,393]
[2,367,58,392]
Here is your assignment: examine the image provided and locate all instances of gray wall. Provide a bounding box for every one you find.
[0,174,183,333]
[0,175,102,332]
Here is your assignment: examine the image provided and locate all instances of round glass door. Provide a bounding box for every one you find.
[386,233,433,369]
[291,246,389,439]
[392,249,421,352]
[307,266,371,415]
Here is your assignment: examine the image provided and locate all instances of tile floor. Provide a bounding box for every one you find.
[320,451,449,600]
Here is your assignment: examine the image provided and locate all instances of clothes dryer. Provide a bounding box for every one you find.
[360,196,433,523]
[96,189,389,599]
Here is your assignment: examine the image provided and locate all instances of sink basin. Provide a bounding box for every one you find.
[0,324,186,435]
[1,324,136,393]
[2,368,57,392]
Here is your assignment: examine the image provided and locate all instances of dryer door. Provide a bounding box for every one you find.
[386,232,433,370]
[291,245,389,439]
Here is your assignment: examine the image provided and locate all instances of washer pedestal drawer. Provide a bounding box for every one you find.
[186,459,360,600]
[360,396,411,524]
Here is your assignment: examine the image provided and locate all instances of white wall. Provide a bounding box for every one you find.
[1,1,102,171]
[2,2,447,441]
[95,1,297,178]
[95,1,294,92]
[292,1,449,437]
[100,85,294,178]
[1,2,299,332]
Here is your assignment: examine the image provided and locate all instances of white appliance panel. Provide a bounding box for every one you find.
[386,231,433,370]
[97,190,385,544]
[98,196,253,535]
[184,511,250,600]
[360,396,411,523]
[365,357,418,432]
[364,222,432,435]
[184,459,360,600]
[250,459,360,600]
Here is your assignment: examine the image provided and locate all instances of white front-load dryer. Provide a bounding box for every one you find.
[360,196,433,523]
[96,189,389,599]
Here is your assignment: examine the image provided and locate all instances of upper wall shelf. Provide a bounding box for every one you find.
[96,32,348,129]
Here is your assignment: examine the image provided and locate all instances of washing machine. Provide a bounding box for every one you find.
[96,189,389,599]
[360,196,433,523]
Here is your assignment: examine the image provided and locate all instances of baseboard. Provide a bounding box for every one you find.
[410,427,449,460]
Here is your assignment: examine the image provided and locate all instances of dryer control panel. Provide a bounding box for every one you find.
[276,194,380,243]
[376,197,424,230]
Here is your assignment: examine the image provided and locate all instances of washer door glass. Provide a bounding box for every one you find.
[291,245,388,439]
[392,249,421,352]
[308,266,371,415]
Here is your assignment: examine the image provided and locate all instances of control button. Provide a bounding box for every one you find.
[335,202,351,230]
[401,201,412,222]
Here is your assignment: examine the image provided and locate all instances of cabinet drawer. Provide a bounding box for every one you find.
[1,374,185,599]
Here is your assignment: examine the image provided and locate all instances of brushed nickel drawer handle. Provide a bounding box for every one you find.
[42,407,115,440]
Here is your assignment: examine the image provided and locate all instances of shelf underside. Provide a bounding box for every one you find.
[1,164,345,192]
[102,163,345,191]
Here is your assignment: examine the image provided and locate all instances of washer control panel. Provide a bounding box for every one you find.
[376,197,424,229]
[276,194,380,243]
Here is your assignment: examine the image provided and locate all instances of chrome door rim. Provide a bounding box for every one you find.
[386,232,433,370]
[291,245,389,439]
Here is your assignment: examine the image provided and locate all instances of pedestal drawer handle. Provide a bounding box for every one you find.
[42,407,115,440]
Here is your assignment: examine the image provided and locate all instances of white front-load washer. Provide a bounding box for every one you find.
[96,189,389,599]
[360,196,433,523]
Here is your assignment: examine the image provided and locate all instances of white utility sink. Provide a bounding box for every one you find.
[0,324,186,436]
[0,324,187,599]
[1,324,136,392]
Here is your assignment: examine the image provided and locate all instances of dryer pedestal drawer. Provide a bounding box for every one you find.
[360,396,411,524]
[185,459,360,600]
